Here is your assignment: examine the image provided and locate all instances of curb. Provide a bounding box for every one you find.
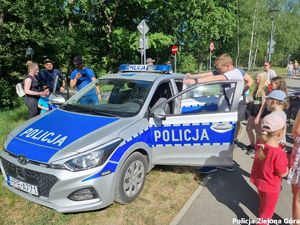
[169,173,213,225]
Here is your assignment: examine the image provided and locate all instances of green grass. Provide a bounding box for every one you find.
[0,104,28,148]
[0,106,199,225]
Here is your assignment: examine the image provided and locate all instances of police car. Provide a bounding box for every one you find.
[0,64,243,212]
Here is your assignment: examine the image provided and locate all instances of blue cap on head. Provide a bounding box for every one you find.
[266,90,287,102]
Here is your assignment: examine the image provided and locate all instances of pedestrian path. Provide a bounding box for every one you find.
[170,77,300,225]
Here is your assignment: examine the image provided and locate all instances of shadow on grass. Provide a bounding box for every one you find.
[152,165,198,175]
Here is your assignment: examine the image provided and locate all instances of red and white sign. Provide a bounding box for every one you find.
[171,45,178,54]
[209,41,215,52]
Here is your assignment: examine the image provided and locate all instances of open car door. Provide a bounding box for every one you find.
[149,80,243,166]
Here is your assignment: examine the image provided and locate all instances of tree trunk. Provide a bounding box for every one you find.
[68,0,74,31]
[105,0,121,72]
[247,1,258,71]
[236,0,240,67]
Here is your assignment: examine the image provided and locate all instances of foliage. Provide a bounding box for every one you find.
[1,0,300,108]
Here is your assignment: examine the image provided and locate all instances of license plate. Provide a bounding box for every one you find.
[8,176,39,196]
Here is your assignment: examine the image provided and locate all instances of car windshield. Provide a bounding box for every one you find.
[61,78,153,117]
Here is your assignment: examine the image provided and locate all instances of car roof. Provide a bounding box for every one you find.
[100,72,185,82]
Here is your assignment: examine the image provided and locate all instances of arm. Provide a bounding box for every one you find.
[292,109,300,139]
[91,77,102,101]
[38,104,49,111]
[186,71,214,78]
[70,73,81,88]
[24,78,47,96]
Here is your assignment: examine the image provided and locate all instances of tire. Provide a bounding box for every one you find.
[114,152,148,204]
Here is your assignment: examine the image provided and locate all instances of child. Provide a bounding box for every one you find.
[254,77,288,129]
[250,113,288,224]
[38,96,50,114]
[265,90,289,150]
[270,76,288,95]
[287,61,294,79]
[246,72,268,154]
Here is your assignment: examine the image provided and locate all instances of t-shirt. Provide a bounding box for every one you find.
[266,69,277,84]
[70,67,95,91]
[38,97,49,114]
[223,68,245,102]
[250,144,288,193]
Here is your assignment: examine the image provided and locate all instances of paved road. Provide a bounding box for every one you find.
[171,77,300,225]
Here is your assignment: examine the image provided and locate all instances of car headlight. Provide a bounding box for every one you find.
[62,139,122,172]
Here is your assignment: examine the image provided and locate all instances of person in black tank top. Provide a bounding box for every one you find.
[245,72,268,153]
[23,63,49,118]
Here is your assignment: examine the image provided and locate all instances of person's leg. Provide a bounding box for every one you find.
[292,184,300,223]
[257,191,280,224]
[246,115,255,147]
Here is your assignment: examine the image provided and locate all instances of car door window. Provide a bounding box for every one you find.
[169,82,238,115]
[149,81,173,113]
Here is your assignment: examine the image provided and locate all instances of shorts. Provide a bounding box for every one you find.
[249,103,269,118]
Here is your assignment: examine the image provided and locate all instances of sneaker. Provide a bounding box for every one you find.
[199,166,218,174]
[218,166,235,172]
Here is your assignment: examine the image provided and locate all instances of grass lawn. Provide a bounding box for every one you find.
[0,105,199,225]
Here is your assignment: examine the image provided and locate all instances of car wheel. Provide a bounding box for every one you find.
[114,152,147,204]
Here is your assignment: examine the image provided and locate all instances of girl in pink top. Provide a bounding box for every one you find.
[250,113,288,224]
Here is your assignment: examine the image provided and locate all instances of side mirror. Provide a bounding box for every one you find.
[152,107,166,120]
[49,93,65,105]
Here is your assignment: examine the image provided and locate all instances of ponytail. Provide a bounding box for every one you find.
[257,132,268,160]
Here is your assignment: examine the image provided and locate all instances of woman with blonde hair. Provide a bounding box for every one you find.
[24,62,49,118]
[246,72,269,154]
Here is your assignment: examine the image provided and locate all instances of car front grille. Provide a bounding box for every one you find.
[1,158,58,197]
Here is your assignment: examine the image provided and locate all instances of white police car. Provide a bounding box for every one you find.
[0,64,243,212]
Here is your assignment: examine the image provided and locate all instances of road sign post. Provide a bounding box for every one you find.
[137,20,149,64]
[209,42,214,71]
[171,45,178,73]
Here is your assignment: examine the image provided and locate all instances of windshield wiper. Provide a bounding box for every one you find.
[61,104,117,117]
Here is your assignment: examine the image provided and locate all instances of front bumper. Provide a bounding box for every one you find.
[0,151,116,213]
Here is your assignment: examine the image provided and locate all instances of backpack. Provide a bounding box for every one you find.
[16,82,25,97]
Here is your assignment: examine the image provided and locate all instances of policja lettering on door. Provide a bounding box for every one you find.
[151,123,235,146]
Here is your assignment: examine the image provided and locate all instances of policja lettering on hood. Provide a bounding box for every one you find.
[19,128,68,147]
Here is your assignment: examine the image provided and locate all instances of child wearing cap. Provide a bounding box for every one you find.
[265,90,289,150]
[250,113,288,224]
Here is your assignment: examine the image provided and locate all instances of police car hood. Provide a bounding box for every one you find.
[5,109,134,163]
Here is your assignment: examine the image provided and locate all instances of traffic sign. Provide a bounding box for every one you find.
[139,37,149,49]
[209,41,215,52]
[137,20,149,35]
[171,45,178,54]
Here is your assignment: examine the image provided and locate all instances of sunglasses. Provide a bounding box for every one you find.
[263,64,269,67]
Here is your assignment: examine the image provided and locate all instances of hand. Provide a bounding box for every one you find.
[75,73,82,79]
[183,78,196,84]
[186,73,193,78]
[60,86,65,93]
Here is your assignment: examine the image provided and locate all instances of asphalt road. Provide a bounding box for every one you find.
[171,76,300,225]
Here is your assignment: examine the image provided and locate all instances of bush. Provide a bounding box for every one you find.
[0,78,21,110]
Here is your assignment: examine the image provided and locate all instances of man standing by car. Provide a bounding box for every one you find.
[38,59,65,94]
[70,56,97,91]
[185,53,253,174]
[70,56,101,104]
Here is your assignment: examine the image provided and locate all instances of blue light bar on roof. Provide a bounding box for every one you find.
[119,64,172,73]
